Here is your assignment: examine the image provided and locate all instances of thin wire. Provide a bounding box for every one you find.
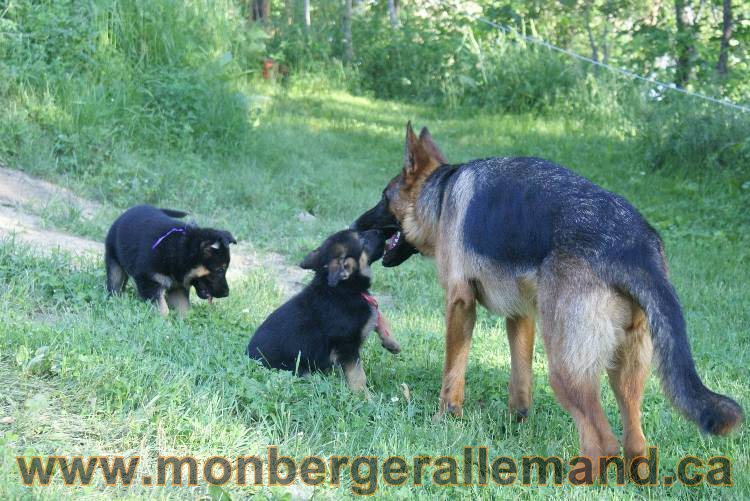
[461,11,750,113]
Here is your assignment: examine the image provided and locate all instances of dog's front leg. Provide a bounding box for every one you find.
[342,359,372,401]
[506,315,535,421]
[151,289,169,316]
[135,277,169,316]
[166,287,191,318]
[434,281,476,420]
[375,314,401,354]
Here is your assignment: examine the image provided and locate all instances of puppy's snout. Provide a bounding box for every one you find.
[213,279,230,298]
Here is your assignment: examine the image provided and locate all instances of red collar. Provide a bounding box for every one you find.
[360,292,379,308]
[361,292,391,338]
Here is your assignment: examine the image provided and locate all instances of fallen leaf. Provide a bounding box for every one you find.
[296,211,316,223]
[401,383,411,403]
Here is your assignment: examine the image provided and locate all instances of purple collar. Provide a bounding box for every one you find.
[151,227,186,250]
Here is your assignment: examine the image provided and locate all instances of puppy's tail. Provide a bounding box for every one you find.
[599,253,743,436]
[159,208,190,218]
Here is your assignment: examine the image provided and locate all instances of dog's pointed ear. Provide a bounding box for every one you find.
[220,231,237,246]
[403,121,421,177]
[299,248,321,270]
[419,126,448,165]
[201,239,219,257]
[403,121,444,180]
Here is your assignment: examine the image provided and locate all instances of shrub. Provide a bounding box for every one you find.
[635,98,750,174]
[272,4,584,113]
[0,0,266,174]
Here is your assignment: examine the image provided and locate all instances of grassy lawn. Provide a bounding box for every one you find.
[1,87,748,499]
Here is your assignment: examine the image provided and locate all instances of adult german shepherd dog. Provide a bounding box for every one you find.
[352,123,742,471]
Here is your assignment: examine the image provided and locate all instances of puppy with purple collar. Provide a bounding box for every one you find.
[105,205,236,316]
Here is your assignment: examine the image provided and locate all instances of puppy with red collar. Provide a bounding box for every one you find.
[246,229,399,393]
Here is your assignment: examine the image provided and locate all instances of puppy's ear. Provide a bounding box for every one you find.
[327,258,350,287]
[220,231,237,246]
[299,248,321,270]
[201,239,220,257]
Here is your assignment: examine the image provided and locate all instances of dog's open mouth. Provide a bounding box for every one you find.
[195,285,213,304]
[385,231,401,252]
[382,229,418,267]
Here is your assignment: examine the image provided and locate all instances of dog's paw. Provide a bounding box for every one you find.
[381,340,401,354]
[513,407,529,422]
[432,403,462,422]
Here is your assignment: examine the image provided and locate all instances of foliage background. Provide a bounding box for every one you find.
[1,0,748,178]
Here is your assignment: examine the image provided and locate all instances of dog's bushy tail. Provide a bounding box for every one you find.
[598,253,743,435]
[159,208,190,218]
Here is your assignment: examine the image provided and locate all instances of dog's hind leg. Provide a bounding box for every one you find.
[105,247,128,295]
[166,287,191,318]
[506,315,535,421]
[546,364,618,482]
[607,305,652,470]
[435,281,477,420]
[538,256,623,480]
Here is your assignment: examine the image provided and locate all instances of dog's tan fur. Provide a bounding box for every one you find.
[166,288,191,317]
[343,358,370,399]
[181,265,210,288]
[151,267,210,317]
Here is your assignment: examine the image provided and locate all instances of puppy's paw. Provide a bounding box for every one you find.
[381,339,401,354]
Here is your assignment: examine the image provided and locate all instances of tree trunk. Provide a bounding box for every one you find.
[343,0,354,63]
[304,0,311,29]
[674,0,697,87]
[583,4,599,62]
[284,0,293,26]
[387,0,398,29]
[716,0,732,76]
[601,23,610,64]
[250,0,270,25]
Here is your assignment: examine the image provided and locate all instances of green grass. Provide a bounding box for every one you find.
[1,86,749,499]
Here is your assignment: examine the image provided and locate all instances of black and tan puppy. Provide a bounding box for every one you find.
[246,229,399,393]
[105,205,236,316]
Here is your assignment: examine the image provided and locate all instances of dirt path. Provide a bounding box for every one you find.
[0,165,307,295]
[0,166,102,255]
